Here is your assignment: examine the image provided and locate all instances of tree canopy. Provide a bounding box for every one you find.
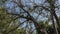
[0,0,60,34]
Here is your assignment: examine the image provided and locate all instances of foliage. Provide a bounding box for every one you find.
[0,0,60,34]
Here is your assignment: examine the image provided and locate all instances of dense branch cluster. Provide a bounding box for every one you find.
[0,0,60,34]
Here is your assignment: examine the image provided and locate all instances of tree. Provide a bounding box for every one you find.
[0,0,60,34]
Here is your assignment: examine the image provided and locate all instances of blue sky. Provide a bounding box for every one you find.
[4,0,60,25]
